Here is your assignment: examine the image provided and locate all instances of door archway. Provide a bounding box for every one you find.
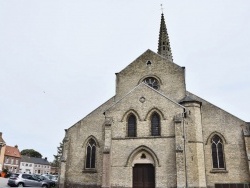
[133,164,155,188]
[127,147,157,188]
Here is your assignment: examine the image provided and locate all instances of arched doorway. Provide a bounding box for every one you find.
[133,164,155,188]
[126,146,158,188]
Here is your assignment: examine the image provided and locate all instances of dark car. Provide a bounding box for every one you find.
[7,173,50,187]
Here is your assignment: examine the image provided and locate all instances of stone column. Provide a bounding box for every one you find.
[102,117,112,188]
[182,101,206,188]
[174,114,186,188]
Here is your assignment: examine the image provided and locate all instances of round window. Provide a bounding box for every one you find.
[143,77,159,90]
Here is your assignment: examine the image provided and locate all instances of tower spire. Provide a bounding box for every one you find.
[157,11,173,62]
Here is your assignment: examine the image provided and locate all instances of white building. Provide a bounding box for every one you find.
[20,156,51,174]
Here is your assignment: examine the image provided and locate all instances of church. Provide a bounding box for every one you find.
[59,13,250,188]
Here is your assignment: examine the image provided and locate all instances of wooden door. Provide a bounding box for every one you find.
[133,164,155,188]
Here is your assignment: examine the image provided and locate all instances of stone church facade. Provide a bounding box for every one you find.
[59,13,250,188]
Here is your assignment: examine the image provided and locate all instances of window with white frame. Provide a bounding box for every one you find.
[5,157,9,163]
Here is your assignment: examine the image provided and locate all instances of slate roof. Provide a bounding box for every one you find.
[21,155,50,165]
[179,95,202,105]
[4,145,21,158]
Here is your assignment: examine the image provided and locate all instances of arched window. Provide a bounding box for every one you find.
[143,77,159,90]
[86,138,96,169]
[128,114,137,137]
[211,135,225,169]
[151,113,160,136]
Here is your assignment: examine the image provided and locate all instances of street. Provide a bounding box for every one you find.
[0,177,9,187]
[0,177,53,188]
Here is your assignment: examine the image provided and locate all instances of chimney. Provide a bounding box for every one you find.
[0,132,6,146]
[45,157,47,161]
[15,145,18,148]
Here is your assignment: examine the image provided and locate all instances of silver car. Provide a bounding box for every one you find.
[7,173,50,187]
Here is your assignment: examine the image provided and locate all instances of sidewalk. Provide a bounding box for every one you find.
[0,177,9,187]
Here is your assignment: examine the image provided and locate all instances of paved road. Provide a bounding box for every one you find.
[0,177,9,187]
[0,177,48,188]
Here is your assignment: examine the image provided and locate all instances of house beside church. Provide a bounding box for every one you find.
[59,13,250,188]
[0,144,21,173]
[19,155,51,174]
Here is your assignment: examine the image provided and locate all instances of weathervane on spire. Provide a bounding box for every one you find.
[160,4,164,13]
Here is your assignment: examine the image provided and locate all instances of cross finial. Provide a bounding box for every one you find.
[160,4,164,13]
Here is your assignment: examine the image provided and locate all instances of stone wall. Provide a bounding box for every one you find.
[188,92,250,187]
[60,98,114,187]
[115,50,186,102]
[59,48,250,188]
[105,83,185,187]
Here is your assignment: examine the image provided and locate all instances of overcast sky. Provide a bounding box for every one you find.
[1,1,249,162]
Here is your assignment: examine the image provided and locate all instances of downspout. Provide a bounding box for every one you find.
[200,105,208,187]
[183,109,188,188]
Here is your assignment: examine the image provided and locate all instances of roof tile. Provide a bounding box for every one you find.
[4,145,21,158]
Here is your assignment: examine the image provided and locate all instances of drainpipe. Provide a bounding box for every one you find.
[183,109,188,188]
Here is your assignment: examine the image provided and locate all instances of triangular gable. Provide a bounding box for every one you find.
[104,82,185,114]
[117,49,184,75]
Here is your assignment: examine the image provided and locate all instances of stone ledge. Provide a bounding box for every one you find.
[112,135,175,140]
[210,169,228,173]
[82,169,97,173]
[188,141,203,143]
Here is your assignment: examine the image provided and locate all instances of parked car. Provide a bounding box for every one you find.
[35,174,56,187]
[41,174,58,186]
[51,175,58,182]
[7,173,51,187]
[42,174,57,181]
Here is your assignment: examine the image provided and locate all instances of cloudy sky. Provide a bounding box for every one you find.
[1,0,249,162]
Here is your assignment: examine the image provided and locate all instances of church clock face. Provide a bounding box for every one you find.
[143,77,159,90]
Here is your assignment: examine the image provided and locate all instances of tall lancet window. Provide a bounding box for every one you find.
[151,113,160,136]
[211,135,225,169]
[86,138,96,169]
[128,114,137,137]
